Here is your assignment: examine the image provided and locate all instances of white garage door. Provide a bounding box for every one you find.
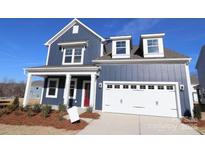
[102,82,180,117]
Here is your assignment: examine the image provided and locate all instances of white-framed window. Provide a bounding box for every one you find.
[62,47,84,65]
[69,79,77,99]
[107,85,112,89]
[116,41,126,54]
[147,39,159,53]
[46,78,59,98]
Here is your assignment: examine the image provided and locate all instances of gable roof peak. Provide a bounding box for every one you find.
[44,18,105,46]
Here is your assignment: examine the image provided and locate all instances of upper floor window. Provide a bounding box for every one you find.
[72,25,79,34]
[147,39,159,53]
[63,48,84,65]
[116,41,126,54]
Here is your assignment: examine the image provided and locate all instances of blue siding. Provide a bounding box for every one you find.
[47,23,101,66]
[197,46,205,104]
[42,76,90,107]
[95,63,191,116]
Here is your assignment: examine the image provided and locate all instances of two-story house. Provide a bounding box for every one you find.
[23,18,193,118]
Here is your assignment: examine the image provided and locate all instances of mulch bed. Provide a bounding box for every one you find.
[80,112,100,119]
[0,110,88,130]
[181,117,205,127]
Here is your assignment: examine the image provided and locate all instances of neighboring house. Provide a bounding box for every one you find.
[30,80,43,99]
[196,45,205,104]
[190,75,199,103]
[23,19,193,118]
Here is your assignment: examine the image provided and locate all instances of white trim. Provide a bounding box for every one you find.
[81,80,91,108]
[141,33,165,38]
[39,79,45,104]
[46,78,59,98]
[23,73,32,107]
[64,73,71,105]
[26,66,100,73]
[69,78,77,99]
[100,43,104,57]
[58,41,88,46]
[92,58,191,64]
[102,81,182,118]
[62,47,85,65]
[45,18,105,46]
[46,45,51,65]
[27,72,98,76]
[185,64,194,116]
[110,35,132,40]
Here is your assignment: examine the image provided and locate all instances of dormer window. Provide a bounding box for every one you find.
[116,41,126,54]
[147,39,159,53]
[141,33,165,58]
[110,36,131,59]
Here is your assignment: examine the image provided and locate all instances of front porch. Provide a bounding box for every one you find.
[23,66,100,109]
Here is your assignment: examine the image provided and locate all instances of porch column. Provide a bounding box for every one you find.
[64,73,71,106]
[90,73,97,109]
[23,73,32,107]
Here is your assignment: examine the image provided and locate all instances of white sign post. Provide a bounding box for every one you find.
[67,106,80,123]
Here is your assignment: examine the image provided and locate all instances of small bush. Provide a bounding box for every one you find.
[58,103,67,112]
[193,104,202,120]
[0,109,6,117]
[32,104,42,113]
[86,107,93,113]
[27,109,35,117]
[12,97,20,110]
[58,112,65,121]
[23,105,30,112]
[41,105,52,118]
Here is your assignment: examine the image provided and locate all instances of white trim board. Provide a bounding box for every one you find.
[45,18,105,46]
[81,80,91,108]
[92,58,191,64]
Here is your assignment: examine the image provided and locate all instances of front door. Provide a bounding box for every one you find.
[83,82,90,107]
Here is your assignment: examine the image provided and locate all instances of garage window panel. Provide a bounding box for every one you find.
[167,85,174,90]
[140,85,146,89]
[148,85,155,90]
[158,85,164,90]
[114,85,120,89]
[131,85,137,89]
[123,85,129,89]
[107,85,112,89]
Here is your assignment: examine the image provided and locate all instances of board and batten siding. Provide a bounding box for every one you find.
[96,63,191,116]
[47,23,101,66]
[42,76,90,107]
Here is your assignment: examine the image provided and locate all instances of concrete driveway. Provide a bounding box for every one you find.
[78,113,200,135]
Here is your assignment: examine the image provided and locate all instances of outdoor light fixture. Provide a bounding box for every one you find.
[98,82,102,88]
[179,84,184,91]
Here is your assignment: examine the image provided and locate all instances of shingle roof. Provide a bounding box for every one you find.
[96,45,189,61]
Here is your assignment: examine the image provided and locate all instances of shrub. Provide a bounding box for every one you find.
[58,112,65,121]
[23,105,30,112]
[7,97,20,113]
[0,109,6,117]
[27,109,35,117]
[86,107,93,113]
[41,105,52,118]
[193,104,202,120]
[58,103,67,112]
[32,104,42,113]
[12,97,20,110]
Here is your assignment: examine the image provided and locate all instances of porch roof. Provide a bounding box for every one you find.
[25,65,101,74]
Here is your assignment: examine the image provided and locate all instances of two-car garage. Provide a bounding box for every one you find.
[102,81,181,117]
